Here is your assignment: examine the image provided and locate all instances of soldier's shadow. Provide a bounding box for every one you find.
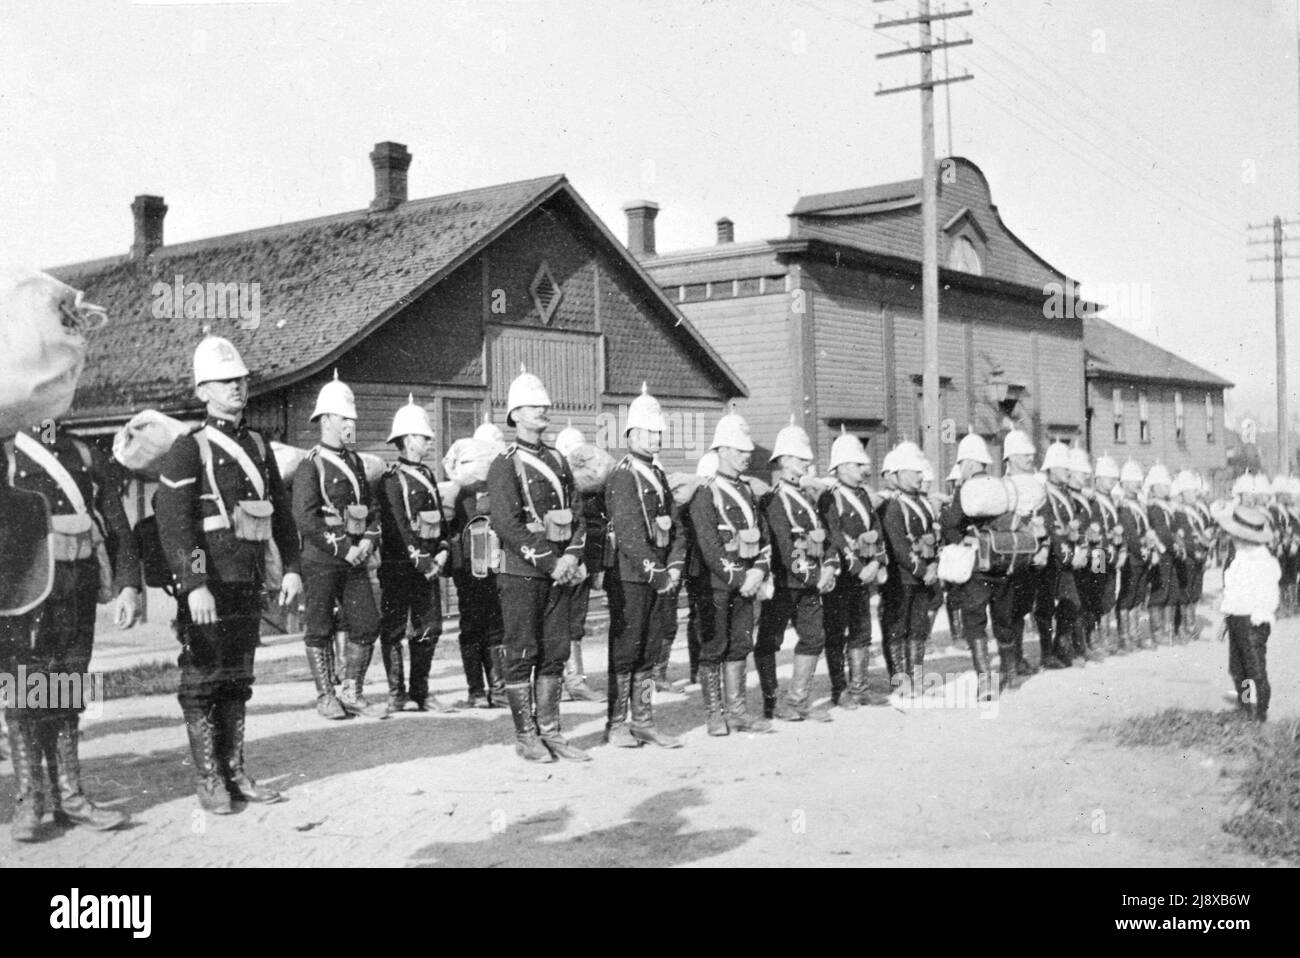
[408,786,754,867]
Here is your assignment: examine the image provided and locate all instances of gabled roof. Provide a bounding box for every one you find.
[50,175,744,421]
[787,157,1078,294]
[1083,317,1233,389]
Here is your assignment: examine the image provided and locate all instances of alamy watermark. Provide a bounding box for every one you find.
[151,274,261,330]
[594,404,707,456]
[0,668,105,718]
[1043,278,1153,327]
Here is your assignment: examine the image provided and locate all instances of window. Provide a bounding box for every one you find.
[1206,393,1215,443]
[761,275,786,294]
[682,282,708,302]
[529,262,562,325]
[736,277,762,297]
[1112,387,1125,443]
[440,399,482,467]
[1138,391,1151,443]
[1174,391,1184,442]
[946,236,984,275]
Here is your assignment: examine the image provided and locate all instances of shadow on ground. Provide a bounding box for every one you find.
[408,786,755,867]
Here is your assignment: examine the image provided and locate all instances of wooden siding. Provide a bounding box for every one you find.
[793,159,1066,292]
[343,265,484,386]
[1087,378,1227,477]
[673,293,793,466]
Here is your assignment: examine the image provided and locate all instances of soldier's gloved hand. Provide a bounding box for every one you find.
[552,554,579,584]
[278,572,302,608]
[345,544,365,566]
[1071,546,1089,570]
[877,565,889,585]
[859,560,880,584]
[114,586,141,630]
[188,585,217,626]
[1032,546,1049,568]
[922,563,938,586]
[816,565,837,594]
[667,567,681,591]
[739,568,765,598]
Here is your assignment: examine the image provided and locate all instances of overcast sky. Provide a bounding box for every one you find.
[1,0,1295,428]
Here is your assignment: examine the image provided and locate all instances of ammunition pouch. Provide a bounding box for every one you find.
[737,526,761,560]
[344,504,369,537]
[543,508,573,545]
[653,514,672,549]
[796,527,825,559]
[50,513,97,562]
[232,499,274,543]
[415,509,442,541]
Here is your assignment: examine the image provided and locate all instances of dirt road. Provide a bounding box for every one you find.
[2,603,1293,868]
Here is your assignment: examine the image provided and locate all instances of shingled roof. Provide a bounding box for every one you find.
[1083,317,1233,388]
[50,174,743,422]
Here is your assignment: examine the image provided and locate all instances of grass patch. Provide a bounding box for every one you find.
[1101,707,1267,757]
[1105,707,1300,864]
[102,652,313,700]
[1223,722,1300,863]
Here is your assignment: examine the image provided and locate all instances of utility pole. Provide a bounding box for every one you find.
[1247,216,1300,473]
[875,1,972,470]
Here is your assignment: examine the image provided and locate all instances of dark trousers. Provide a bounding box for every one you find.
[380,563,441,647]
[1009,565,1039,638]
[1226,615,1270,715]
[1035,564,1079,649]
[824,583,873,652]
[1182,561,1205,605]
[878,575,901,672]
[1146,554,1181,607]
[4,560,98,718]
[1116,558,1149,610]
[452,570,504,695]
[498,573,572,683]
[569,574,594,644]
[302,559,380,648]
[1076,569,1103,633]
[891,581,936,650]
[756,587,825,656]
[607,575,665,674]
[697,585,755,664]
[955,574,1016,646]
[177,583,261,713]
[1099,568,1119,615]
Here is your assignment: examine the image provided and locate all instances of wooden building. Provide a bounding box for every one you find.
[51,142,744,475]
[635,158,1099,475]
[1083,316,1232,489]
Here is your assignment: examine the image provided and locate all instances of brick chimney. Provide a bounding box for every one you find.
[130,195,167,261]
[370,141,412,212]
[623,200,659,257]
[716,217,734,244]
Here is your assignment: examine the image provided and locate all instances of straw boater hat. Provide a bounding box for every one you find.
[1215,504,1274,545]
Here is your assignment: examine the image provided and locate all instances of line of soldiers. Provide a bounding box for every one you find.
[2,269,1273,836]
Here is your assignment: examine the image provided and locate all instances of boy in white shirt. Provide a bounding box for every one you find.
[1216,505,1280,723]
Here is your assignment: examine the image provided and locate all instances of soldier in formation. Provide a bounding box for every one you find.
[157,337,302,811]
[487,369,590,763]
[292,374,389,720]
[602,385,684,748]
[376,396,453,712]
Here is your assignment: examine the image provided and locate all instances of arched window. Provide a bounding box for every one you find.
[947,236,983,275]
